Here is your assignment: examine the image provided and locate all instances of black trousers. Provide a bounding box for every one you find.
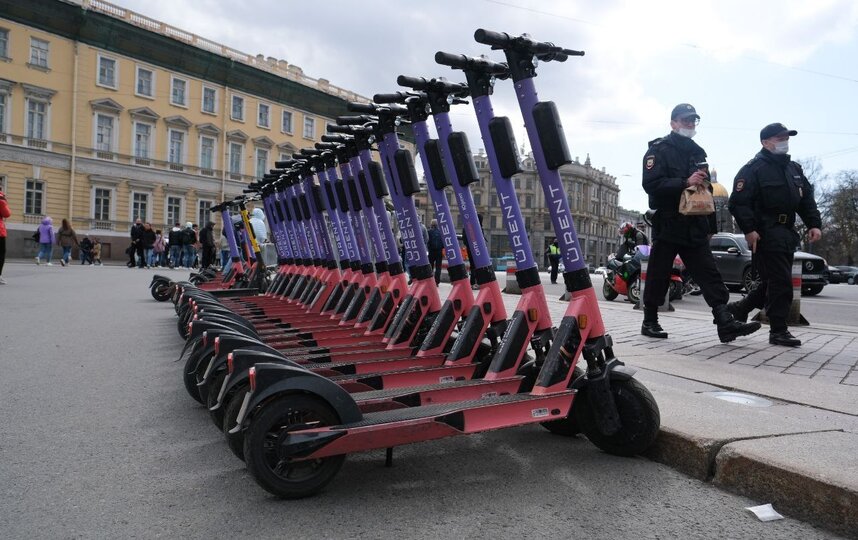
[428,249,443,284]
[644,239,728,317]
[743,250,793,332]
[201,246,216,268]
[549,255,560,283]
[0,236,6,275]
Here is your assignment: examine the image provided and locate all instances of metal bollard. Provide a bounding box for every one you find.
[634,259,673,311]
[753,259,809,325]
[503,261,520,294]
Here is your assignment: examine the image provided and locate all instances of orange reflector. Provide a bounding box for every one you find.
[248,366,257,392]
[227,353,234,374]
[578,314,588,329]
[527,308,538,322]
[214,336,220,355]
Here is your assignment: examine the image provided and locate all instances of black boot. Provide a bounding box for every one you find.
[641,306,668,338]
[713,305,761,343]
[725,296,754,323]
[770,330,801,347]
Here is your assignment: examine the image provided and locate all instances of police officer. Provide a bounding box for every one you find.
[545,239,561,284]
[641,103,761,342]
[727,123,822,347]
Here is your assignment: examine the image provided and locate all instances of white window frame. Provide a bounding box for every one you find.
[0,28,10,59]
[201,86,218,115]
[167,128,187,168]
[198,199,214,226]
[303,115,315,139]
[25,97,50,146]
[255,147,269,180]
[257,103,270,129]
[96,54,118,89]
[133,120,154,164]
[170,75,188,107]
[199,135,216,173]
[24,178,45,216]
[281,110,293,134]
[230,95,244,121]
[228,142,244,177]
[0,92,8,136]
[130,190,151,223]
[93,111,118,158]
[91,186,115,222]
[165,195,185,227]
[29,37,49,69]
[135,65,155,99]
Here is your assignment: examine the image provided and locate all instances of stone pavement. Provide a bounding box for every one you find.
[442,279,858,536]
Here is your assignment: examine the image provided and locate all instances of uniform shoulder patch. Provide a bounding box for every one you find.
[645,155,655,170]
[735,179,745,192]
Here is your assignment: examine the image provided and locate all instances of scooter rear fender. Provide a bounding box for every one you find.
[239,363,362,430]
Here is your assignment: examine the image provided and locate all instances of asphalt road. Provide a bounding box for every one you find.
[0,262,843,539]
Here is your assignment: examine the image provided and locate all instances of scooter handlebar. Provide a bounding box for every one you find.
[347,102,377,114]
[327,124,354,134]
[474,28,512,47]
[397,75,430,90]
[435,50,510,77]
[475,28,585,60]
[373,91,411,104]
[337,115,375,126]
[275,160,295,168]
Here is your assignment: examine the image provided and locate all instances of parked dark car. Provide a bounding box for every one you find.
[837,266,858,285]
[709,233,827,296]
[826,265,844,284]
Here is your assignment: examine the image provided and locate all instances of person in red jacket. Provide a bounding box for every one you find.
[0,190,10,284]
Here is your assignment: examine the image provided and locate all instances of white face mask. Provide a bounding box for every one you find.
[772,141,789,154]
[677,127,696,138]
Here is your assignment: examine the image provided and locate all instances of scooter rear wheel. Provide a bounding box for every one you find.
[150,282,172,301]
[223,385,249,460]
[575,377,660,457]
[244,394,345,499]
[206,371,228,428]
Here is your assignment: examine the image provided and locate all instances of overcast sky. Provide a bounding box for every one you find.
[117,0,858,213]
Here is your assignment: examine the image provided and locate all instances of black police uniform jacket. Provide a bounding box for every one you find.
[642,132,716,247]
[728,149,821,253]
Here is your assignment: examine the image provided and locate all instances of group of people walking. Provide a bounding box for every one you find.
[33,217,102,267]
[128,220,217,270]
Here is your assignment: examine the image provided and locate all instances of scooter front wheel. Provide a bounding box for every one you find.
[150,281,172,301]
[575,377,660,457]
[244,394,346,499]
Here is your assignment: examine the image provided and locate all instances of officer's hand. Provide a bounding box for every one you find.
[808,228,822,243]
[686,171,706,187]
[745,231,760,253]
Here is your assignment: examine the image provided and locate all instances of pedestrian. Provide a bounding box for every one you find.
[640,103,760,342]
[545,239,561,284]
[168,222,183,268]
[181,222,197,269]
[727,123,822,347]
[192,224,202,268]
[56,219,79,267]
[35,216,55,266]
[219,228,232,272]
[249,208,268,243]
[427,219,444,284]
[79,236,94,265]
[0,189,10,284]
[141,222,156,268]
[152,229,166,267]
[129,218,144,268]
[200,221,216,268]
[92,238,102,266]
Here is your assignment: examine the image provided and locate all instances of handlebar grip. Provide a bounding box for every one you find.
[326,124,353,134]
[373,92,409,104]
[300,149,322,156]
[347,102,377,114]
[321,134,348,142]
[474,28,512,46]
[397,75,430,90]
[337,115,373,126]
[434,51,470,69]
[315,142,338,150]
[275,160,294,168]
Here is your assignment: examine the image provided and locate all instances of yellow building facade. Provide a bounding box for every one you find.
[0,0,362,259]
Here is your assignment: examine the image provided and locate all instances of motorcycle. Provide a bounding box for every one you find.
[603,245,683,304]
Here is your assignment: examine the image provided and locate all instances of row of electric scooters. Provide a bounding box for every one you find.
[149,29,661,499]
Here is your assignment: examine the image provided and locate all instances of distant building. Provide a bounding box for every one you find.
[0,0,364,258]
[416,151,625,268]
